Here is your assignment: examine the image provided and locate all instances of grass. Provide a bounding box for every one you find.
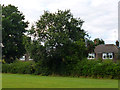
[2,73,118,88]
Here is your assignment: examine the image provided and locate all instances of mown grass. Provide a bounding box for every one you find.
[2,73,118,88]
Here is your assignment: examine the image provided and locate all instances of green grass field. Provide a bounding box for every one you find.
[2,73,118,88]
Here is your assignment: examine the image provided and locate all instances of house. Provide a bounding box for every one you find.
[88,41,120,61]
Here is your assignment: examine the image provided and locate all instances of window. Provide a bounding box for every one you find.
[108,53,113,59]
[88,53,95,59]
[102,53,107,59]
[102,53,113,59]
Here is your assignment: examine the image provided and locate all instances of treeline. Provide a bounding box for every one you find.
[2,4,104,64]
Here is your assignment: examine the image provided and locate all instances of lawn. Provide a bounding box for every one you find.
[2,73,118,88]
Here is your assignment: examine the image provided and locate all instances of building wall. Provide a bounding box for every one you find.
[96,53,102,60]
[95,52,118,62]
[114,53,119,62]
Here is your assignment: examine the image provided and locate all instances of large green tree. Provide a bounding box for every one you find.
[31,10,87,72]
[2,5,28,63]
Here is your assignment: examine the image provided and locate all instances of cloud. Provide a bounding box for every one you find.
[1,0,119,44]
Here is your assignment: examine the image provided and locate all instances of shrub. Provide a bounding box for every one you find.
[70,59,120,79]
[34,61,51,76]
[2,61,35,74]
[2,64,10,73]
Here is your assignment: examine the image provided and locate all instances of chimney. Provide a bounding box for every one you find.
[116,40,119,47]
[94,40,97,45]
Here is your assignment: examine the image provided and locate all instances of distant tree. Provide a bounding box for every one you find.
[2,5,28,63]
[94,38,105,46]
[86,39,95,53]
[86,38,105,54]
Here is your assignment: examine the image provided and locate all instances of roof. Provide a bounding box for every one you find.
[94,44,120,53]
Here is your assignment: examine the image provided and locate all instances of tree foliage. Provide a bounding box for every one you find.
[94,38,105,46]
[30,10,87,72]
[86,39,95,53]
[2,5,28,63]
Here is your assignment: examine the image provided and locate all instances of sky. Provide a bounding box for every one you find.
[1,0,119,44]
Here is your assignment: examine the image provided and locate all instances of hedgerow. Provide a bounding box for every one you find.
[2,59,120,79]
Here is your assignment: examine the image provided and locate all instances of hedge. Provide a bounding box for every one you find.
[2,61,35,74]
[2,59,120,79]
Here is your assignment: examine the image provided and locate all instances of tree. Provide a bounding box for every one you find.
[86,39,95,53]
[32,10,87,72]
[94,38,105,46]
[86,38,105,54]
[22,35,32,61]
[28,41,46,62]
[2,5,28,63]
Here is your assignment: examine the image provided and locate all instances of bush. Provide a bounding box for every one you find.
[2,64,10,73]
[34,62,51,76]
[69,59,120,79]
[2,61,35,74]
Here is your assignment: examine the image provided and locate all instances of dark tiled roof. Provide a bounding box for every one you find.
[94,44,119,53]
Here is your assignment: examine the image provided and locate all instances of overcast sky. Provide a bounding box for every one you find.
[1,0,119,44]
